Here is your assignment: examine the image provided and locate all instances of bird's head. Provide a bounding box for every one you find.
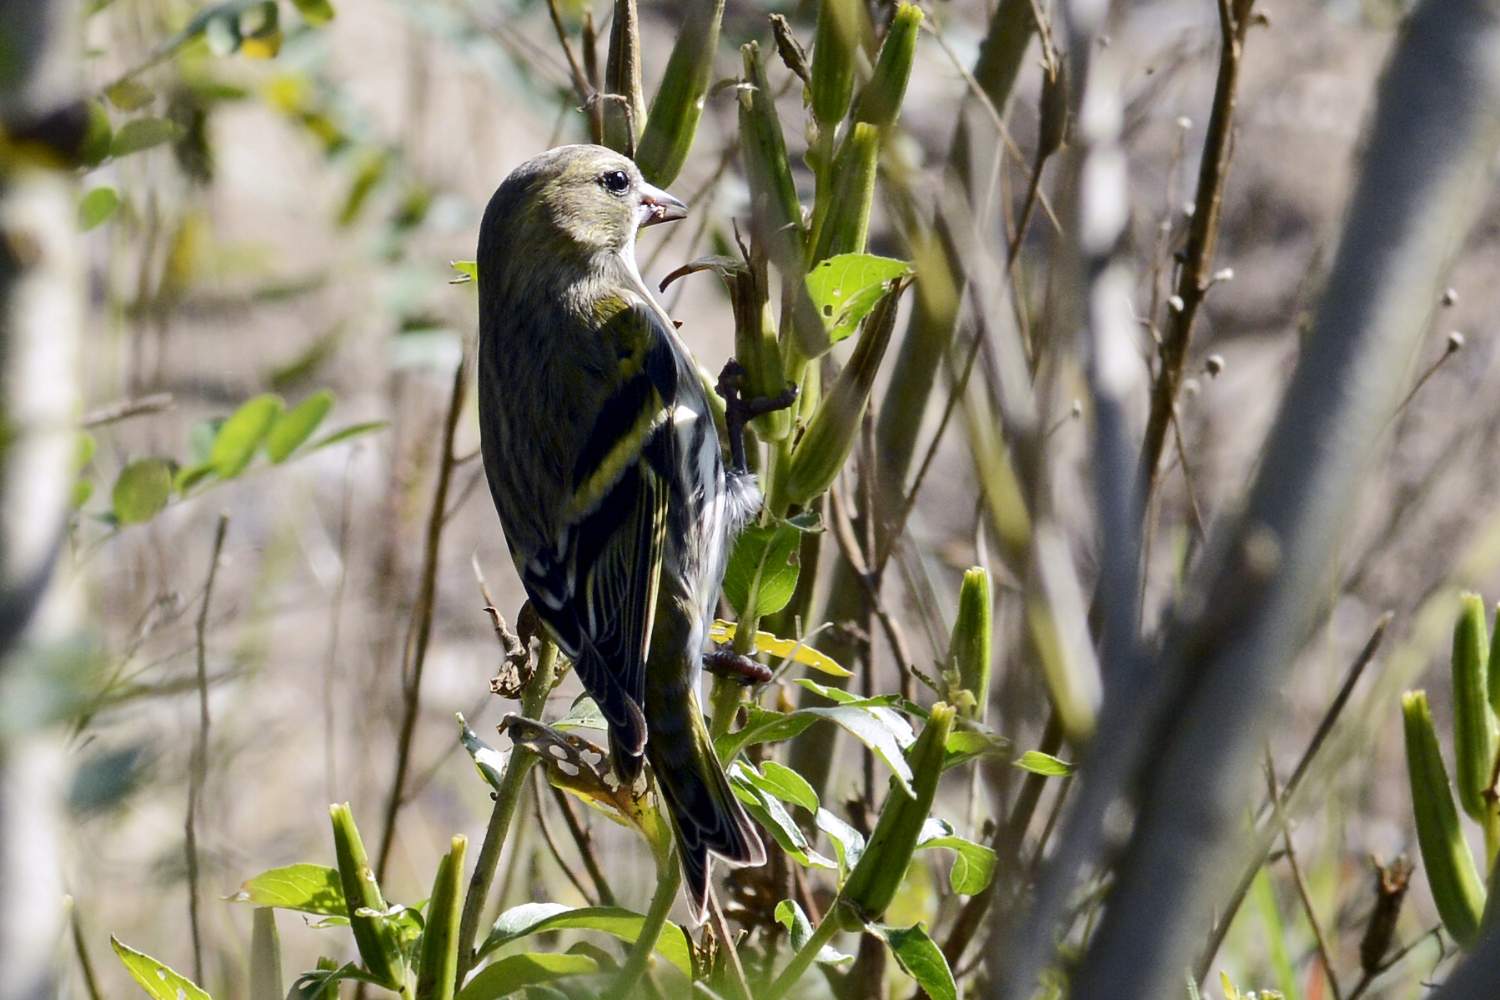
[482,145,687,270]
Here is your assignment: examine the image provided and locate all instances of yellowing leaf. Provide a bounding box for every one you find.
[709,620,850,677]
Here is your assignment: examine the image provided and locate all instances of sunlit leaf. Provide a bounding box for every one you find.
[264,390,334,462]
[722,518,804,618]
[78,186,120,230]
[81,101,113,167]
[229,863,346,916]
[289,962,388,999]
[456,953,598,1000]
[210,394,283,478]
[815,808,865,879]
[457,713,510,791]
[449,259,478,284]
[804,253,912,344]
[111,937,210,1000]
[870,922,956,1000]
[1014,750,1074,777]
[708,619,850,677]
[110,117,184,157]
[942,727,1009,771]
[478,902,691,977]
[112,458,173,524]
[916,819,998,895]
[757,760,819,813]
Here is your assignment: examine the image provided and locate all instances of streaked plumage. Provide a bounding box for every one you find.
[476,144,766,919]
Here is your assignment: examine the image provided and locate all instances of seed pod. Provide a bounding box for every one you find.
[1401,690,1486,946]
[1035,57,1068,162]
[1359,856,1412,975]
[837,703,956,927]
[810,0,862,127]
[603,0,646,155]
[809,122,879,265]
[1488,602,1500,718]
[780,278,905,508]
[852,3,922,130]
[415,836,467,1000]
[1451,593,1495,821]
[950,567,993,721]
[739,42,805,260]
[770,13,812,89]
[329,803,402,987]
[635,0,725,187]
[729,255,791,442]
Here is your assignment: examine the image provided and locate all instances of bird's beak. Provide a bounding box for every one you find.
[638,182,688,227]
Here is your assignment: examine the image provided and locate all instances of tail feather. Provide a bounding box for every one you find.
[647,694,765,922]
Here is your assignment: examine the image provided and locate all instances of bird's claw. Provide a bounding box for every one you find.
[716,357,799,474]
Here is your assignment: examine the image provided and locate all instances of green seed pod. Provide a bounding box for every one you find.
[635,0,725,187]
[603,0,646,155]
[837,703,956,927]
[1402,690,1486,946]
[1487,601,1500,718]
[1452,594,1495,821]
[727,258,791,442]
[809,122,879,265]
[810,0,862,127]
[329,803,402,987]
[852,3,922,129]
[415,836,467,1000]
[739,42,805,259]
[780,278,904,508]
[950,567,993,721]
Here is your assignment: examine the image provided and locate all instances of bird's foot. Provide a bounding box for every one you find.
[715,358,798,474]
[704,644,773,686]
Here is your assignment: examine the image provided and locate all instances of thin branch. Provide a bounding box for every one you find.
[185,513,229,985]
[79,392,174,428]
[376,356,469,879]
[1266,756,1344,1000]
[1137,0,1255,504]
[549,785,617,907]
[532,773,594,903]
[546,0,604,142]
[707,889,754,1000]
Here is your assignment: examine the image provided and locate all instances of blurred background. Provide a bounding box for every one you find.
[6,0,1499,995]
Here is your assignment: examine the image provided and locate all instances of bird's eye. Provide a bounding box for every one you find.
[600,169,630,195]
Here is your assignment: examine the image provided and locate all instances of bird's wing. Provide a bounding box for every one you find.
[518,298,681,757]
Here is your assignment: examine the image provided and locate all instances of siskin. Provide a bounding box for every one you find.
[476,144,766,919]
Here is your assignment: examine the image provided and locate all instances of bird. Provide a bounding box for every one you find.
[475,144,767,919]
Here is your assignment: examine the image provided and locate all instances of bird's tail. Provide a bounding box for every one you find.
[646,682,766,923]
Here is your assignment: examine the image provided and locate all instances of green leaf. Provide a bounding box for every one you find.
[756,760,819,813]
[774,900,853,966]
[264,390,333,462]
[110,117,184,157]
[729,766,837,871]
[308,420,388,451]
[478,903,691,977]
[804,253,912,344]
[722,518,804,617]
[112,458,173,524]
[79,186,120,230]
[81,100,113,167]
[175,462,216,494]
[105,79,154,111]
[871,923,956,1000]
[715,705,819,760]
[943,727,1008,771]
[111,936,211,1000]
[916,819,998,895]
[458,714,511,791]
[210,394,282,478]
[456,953,598,1000]
[289,963,389,999]
[229,863,346,916]
[815,808,866,880]
[1014,749,1073,777]
[291,0,336,26]
[449,259,478,284]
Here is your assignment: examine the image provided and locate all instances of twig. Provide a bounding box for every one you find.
[1137,0,1255,504]
[324,467,353,804]
[532,773,594,903]
[1348,926,1442,1000]
[1194,611,1392,982]
[69,898,103,1000]
[707,889,754,1000]
[826,486,918,674]
[185,513,229,985]
[79,392,174,428]
[1265,756,1344,1000]
[549,784,617,907]
[545,0,604,142]
[376,355,469,879]
[1394,330,1465,416]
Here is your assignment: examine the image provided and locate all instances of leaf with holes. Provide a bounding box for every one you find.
[111,937,211,1000]
[804,253,912,344]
